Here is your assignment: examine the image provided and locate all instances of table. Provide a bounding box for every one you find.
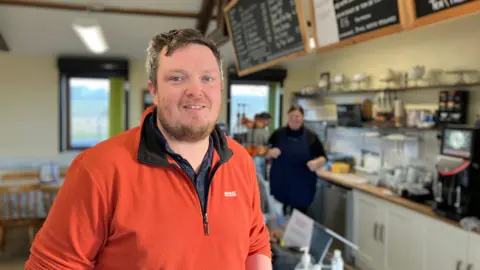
[0,179,63,219]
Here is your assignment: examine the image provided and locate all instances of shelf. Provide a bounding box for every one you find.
[362,125,440,132]
[295,82,480,96]
[330,123,441,133]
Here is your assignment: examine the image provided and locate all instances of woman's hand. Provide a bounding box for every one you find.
[306,157,326,172]
[266,147,281,159]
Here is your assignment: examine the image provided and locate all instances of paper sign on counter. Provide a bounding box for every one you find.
[282,209,314,248]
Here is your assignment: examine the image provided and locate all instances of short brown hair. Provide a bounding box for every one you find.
[259,112,271,120]
[288,104,304,115]
[145,28,223,87]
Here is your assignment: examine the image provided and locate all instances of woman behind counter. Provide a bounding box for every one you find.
[266,104,327,216]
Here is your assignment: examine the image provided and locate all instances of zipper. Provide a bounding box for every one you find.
[175,167,208,235]
[203,213,210,236]
[201,161,224,236]
[172,160,225,236]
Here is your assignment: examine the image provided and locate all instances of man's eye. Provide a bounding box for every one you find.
[203,76,214,82]
[169,76,182,82]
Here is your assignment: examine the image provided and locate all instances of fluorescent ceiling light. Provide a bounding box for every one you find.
[72,18,108,54]
[309,37,316,49]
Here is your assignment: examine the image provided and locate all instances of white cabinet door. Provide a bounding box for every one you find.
[425,219,468,270]
[384,203,425,270]
[353,191,385,270]
[467,232,480,270]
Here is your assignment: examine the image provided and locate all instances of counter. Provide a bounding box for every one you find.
[315,170,465,230]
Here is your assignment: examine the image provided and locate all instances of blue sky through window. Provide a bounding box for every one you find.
[69,78,110,148]
[229,84,269,134]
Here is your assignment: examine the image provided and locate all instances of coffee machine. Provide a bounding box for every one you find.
[434,126,480,221]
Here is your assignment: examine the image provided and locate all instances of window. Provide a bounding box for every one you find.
[58,57,129,152]
[68,77,110,149]
[229,84,270,135]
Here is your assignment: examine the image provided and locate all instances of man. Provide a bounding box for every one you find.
[259,112,272,129]
[26,29,271,270]
[246,113,270,148]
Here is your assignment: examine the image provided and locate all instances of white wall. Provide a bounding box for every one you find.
[0,54,147,158]
[1,13,478,159]
[312,13,480,121]
[280,13,480,171]
[273,13,480,172]
[0,53,229,159]
[0,54,58,158]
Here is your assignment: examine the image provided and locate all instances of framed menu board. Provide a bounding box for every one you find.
[411,0,479,28]
[224,0,310,76]
[309,0,410,52]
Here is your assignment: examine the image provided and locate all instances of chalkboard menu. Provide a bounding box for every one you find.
[311,0,401,47]
[415,0,475,18]
[224,0,308,76]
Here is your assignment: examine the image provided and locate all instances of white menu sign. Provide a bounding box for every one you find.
[312,0,400,47]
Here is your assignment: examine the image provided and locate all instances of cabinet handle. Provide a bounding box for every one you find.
[380,224,385,243]
[373,223,378,241]
[467,264,473,270]
[457,261,462,270]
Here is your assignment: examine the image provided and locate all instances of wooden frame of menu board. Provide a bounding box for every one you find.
[224,0,310,77]
[407,0,479,29]
[309,0,415,54]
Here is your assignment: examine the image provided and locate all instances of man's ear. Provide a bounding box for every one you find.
[147,80,158,105]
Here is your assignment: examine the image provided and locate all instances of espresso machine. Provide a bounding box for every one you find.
[434,126,480,221]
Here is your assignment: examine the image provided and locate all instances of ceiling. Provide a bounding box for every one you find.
[0,1,231,61]
[0,0,318,69]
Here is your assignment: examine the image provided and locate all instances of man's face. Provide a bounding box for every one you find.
[148,44,222,142]
[263,118,271,127]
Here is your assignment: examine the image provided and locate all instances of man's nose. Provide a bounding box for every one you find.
[184,79,204,96]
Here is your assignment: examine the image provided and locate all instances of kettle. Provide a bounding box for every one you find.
[409,65,425,81]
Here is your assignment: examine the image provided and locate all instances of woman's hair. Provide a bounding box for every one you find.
[288,104,304,115]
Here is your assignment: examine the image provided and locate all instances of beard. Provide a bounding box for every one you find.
[156,105,216,143]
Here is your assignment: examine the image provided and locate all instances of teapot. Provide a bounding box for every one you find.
[409,65,426,81]
[353,72,367,82]
[380,68,395,82]
[332,74,346,84]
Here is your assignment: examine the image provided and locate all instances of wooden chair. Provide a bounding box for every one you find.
[1,168,68,182]
[1,171,39,181]
[0,183,42,252]
[39,184,61,214]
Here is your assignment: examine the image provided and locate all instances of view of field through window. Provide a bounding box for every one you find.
[69,77,110,148]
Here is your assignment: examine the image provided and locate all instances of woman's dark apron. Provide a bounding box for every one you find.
[269,129,317,208]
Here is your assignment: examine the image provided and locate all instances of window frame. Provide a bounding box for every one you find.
[58,57,129,152]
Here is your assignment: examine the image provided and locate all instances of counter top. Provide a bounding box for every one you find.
[315,170,464,230]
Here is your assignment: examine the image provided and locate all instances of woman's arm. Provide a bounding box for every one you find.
[307,156,327,171]
[306,131,328,171]
[265,129,281,159]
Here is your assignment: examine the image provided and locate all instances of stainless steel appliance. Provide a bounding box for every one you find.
[336,104,363,127]
[304,120,329,147]
[434,126,480,221]
[309,178,354,264]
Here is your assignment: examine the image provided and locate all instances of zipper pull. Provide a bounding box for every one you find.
[203,213,210,236]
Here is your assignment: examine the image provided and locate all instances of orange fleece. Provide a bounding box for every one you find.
[26,107,271,269]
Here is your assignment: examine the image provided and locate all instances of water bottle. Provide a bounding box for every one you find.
[294,248,315,270]
[331,249,344,270]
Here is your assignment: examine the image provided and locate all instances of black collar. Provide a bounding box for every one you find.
[137,111,233,167]
[286,125,304,137]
